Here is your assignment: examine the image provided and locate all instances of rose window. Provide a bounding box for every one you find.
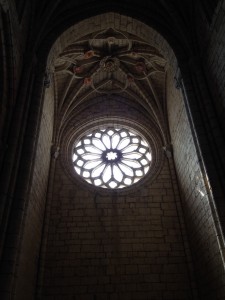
[72,128,152,189]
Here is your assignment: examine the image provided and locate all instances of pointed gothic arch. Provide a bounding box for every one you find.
[1,3,225,300]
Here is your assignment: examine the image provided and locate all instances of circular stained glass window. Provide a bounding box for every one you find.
[72,127,152,189]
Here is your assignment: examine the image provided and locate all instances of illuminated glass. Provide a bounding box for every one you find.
[72,128,152,189]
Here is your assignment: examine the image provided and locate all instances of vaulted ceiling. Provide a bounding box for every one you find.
[53,25,168,141]
[28,1,203,151]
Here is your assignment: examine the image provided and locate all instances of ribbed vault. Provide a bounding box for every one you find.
[2,2,225,300]
[50,14,176,153]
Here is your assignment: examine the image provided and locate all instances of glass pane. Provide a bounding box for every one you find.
[144,166,150,174]
[94,179,102,186]
[121,131,127,137]
[84,160,102,170]
[92,163,106,177]
[103,165,112,183]
[85,145,102,154]
[92,138,106,151]
[146,152,152,161]
[113,165,123,182]
[75,166,81,175]
[118,184,126,189]
[117,137,130,150]
[124,178,132,185]
[82,153,101,160]
[122,153,142,159]
[132,138,139,143]
[84,139,91,144]
[108,130,114,136]
[118,162,134,176]
[77,148,85,154]
[77,160,84,167]
[83,171,90,178]
[139,147,147,154]
[140,159,148,165]
[95,132,101,138]
[106,151,117,160]
[141,140,148,147]
[102,134,111,149]
[122,159,141,168]
[73,153,78,161]
[109,181,117,188]
[76,141,82,147]
[136,170,143,176]
[111,134,120,149]
[122,145,138,153]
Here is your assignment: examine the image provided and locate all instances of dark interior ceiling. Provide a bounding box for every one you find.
[50,15,172,148]
[54,28,165,126]
[15,0,208,150]
[32,0,196,61]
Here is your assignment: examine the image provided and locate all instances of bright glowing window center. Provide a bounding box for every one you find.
[72,127,152,189]
[106,151,118,161]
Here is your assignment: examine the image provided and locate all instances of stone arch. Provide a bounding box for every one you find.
[1,4,225,300]
[36,10,225,300]
[34,10,224,300]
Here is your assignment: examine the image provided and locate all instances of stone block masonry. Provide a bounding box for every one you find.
[41,157,193,300]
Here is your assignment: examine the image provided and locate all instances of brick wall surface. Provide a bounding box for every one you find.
[13,85,54,300]
[40,152,194,300]
[167,67,225,300]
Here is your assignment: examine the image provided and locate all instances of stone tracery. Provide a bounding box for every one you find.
[72,127,151,189]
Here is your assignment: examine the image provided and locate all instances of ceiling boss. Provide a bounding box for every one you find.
[55,28,166,94]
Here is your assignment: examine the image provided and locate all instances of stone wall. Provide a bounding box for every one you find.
[40,147,194,299]
[196,0,225,122]
[1,1,225,299]
[167,67,225,300]
[13,85,54,300]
